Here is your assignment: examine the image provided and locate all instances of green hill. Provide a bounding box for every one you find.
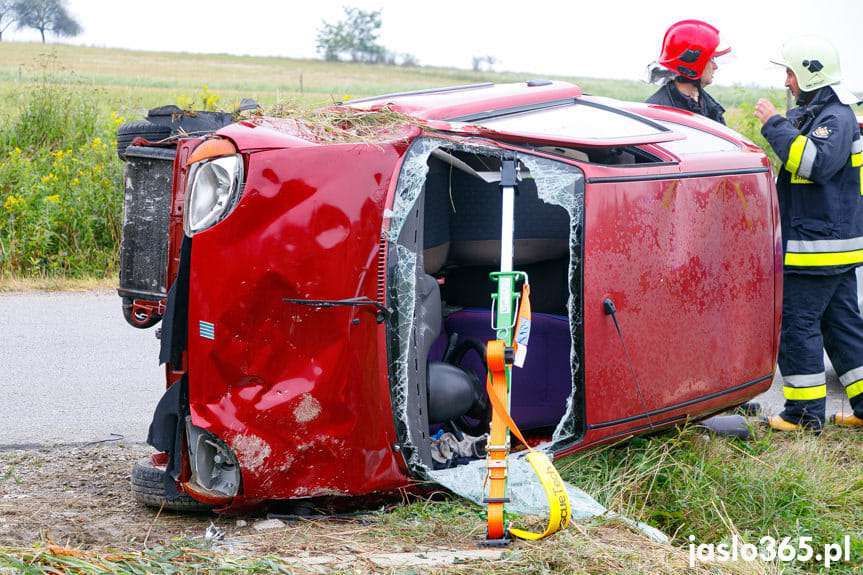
[0,41,780,115]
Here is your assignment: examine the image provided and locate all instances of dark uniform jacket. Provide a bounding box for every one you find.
[761,87,863,275]
[645,82,726,124]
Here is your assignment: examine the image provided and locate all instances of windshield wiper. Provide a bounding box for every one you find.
[283,296,391,323]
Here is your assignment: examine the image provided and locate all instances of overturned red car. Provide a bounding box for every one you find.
[118,80,780,514]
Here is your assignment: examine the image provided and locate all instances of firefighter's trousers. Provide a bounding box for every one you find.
[778,269,863,427]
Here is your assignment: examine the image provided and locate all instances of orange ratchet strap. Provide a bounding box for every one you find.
[484,339,510,541]
[483,284,570,543]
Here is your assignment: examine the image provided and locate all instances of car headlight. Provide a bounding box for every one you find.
[183,139,244,236]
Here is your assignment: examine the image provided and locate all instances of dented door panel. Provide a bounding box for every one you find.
[582,168,779,429]
[187,143,410,500]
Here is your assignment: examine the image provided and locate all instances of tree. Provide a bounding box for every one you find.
[316,6,385,64]
[13,0,80,43]
[0,0,16,41]
[471,55,498,72]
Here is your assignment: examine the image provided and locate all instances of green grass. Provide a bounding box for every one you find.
[0,42,786,112]
[559,424,863,574]
[0,542,300,574]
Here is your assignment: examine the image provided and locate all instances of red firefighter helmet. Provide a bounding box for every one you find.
[657,20,730,80]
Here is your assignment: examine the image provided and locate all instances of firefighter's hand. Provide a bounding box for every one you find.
[754,99,779,125]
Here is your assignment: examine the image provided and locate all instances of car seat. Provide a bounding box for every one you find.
[416,274,487,425]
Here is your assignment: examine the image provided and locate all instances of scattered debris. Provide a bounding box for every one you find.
[252,518,285,532]
[204,522,225,541]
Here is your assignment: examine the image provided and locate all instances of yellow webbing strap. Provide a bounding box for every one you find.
[484,341,571,540]
[508,452,570,540]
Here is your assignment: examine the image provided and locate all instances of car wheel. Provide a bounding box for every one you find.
[130,457,213,512]
[116,120,172,160]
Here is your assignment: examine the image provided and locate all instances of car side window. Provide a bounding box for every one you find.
[656,121,741,154]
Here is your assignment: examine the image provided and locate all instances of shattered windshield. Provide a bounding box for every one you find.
[385,136,585,467]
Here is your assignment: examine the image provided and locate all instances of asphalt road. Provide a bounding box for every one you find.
[0,290,164,447]
[0,291,854,448]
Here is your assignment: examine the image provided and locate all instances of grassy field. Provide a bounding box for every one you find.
[0,41,780,115]
[0,41,786,282]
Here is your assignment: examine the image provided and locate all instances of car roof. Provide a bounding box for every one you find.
[340,80,583,121]
[342,81,687,148]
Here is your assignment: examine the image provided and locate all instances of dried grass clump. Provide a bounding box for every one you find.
[241,100,424,145]
[0,543,299,574]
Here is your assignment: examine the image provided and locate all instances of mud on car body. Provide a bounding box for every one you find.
[118,81,781,513]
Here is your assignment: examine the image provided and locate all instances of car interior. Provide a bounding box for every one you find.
[391,143,584,469]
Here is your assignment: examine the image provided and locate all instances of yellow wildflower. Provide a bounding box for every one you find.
[4,195,23,212]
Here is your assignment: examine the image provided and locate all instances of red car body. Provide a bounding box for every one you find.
[121,80,781,510]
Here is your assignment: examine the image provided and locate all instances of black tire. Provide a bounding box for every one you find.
[116,120,172,160]
[130,457,214,512]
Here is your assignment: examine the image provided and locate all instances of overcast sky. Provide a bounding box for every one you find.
[5,0,863,91]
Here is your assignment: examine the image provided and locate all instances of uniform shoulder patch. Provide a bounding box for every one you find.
[812,126,831,139]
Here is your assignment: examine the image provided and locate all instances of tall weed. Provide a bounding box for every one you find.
[726,88,786,171]
[0,59,123,278]
[560,426,863,574]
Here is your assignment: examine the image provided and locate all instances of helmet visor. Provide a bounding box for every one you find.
[713,38,735,64]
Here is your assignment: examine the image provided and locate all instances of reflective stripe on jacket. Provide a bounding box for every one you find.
[762,87,863,274]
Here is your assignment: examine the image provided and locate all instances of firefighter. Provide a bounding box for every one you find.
[645,19,731,124]
[754,35,863,430]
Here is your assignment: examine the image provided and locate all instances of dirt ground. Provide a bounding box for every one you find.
[0,443,406,551]
[0,443,234,550]
[0,442,726,574]
[0,442,510,568]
